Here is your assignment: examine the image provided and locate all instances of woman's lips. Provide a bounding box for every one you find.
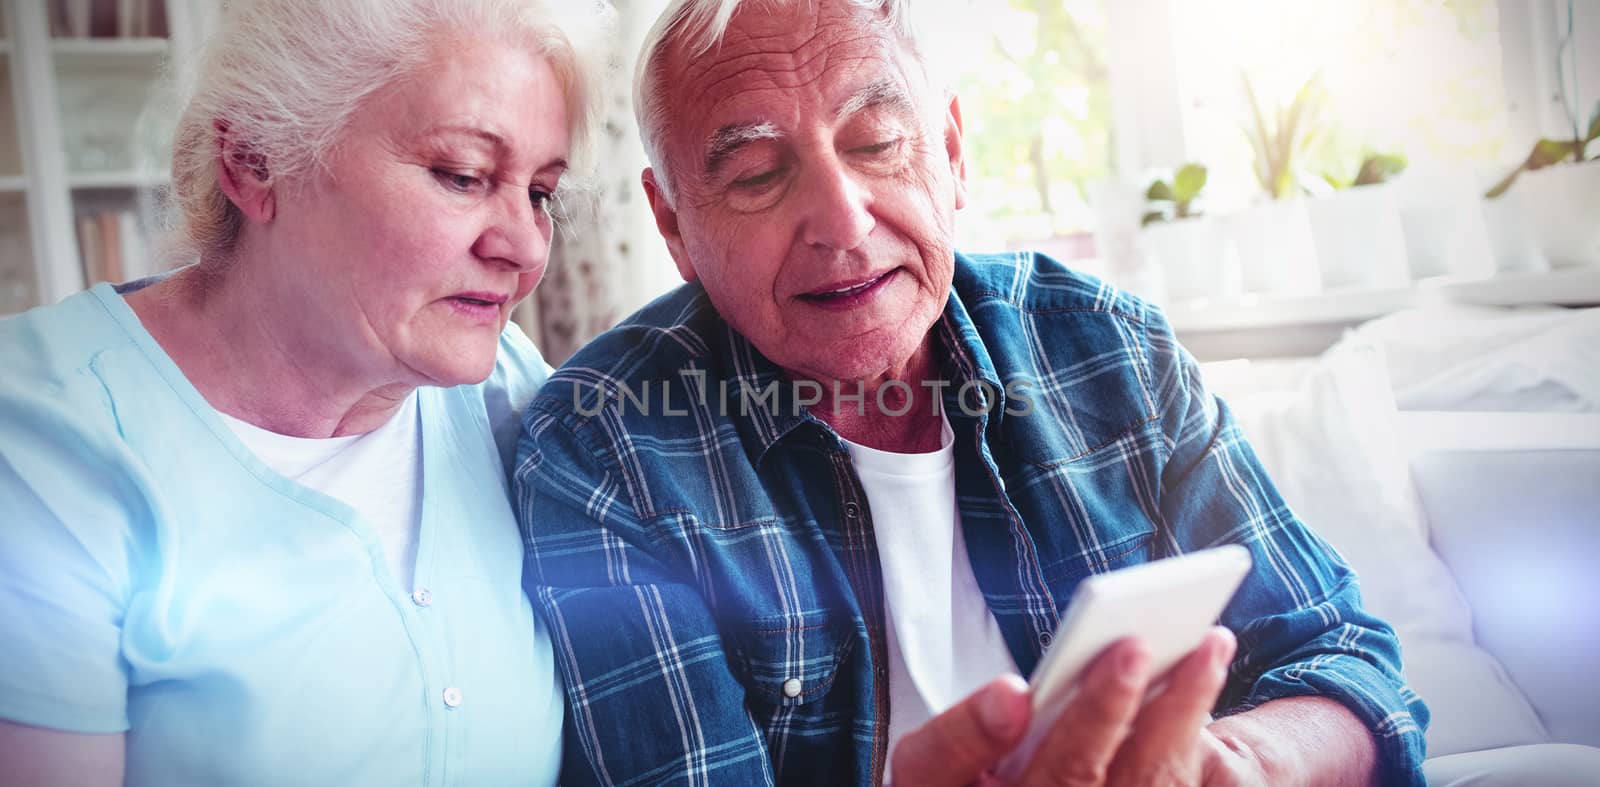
[445,294,504,323]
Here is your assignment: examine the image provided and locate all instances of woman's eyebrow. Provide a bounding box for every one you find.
[424,124,509,152]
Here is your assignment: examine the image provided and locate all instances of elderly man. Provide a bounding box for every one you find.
[514,0,1428,784]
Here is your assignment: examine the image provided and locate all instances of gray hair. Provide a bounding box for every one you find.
[633,0,934,205]
[169,0,614,265]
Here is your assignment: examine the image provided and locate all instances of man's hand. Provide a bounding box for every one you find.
[889,627,1237,786]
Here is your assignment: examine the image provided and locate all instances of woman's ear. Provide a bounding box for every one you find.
[214,120,275,223]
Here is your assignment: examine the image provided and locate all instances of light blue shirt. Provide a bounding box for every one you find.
[0,281,561,786]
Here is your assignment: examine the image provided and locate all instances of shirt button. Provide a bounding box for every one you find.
[843,502,860,519]
[442,687,463,708]
[782,678,803,698]
[1038,631,1053,649]
[412,588,432,607]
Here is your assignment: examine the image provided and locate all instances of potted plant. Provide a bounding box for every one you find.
[1483,101,1600,268]
[1305,151,1413,289]
[1224,74,1324,296]
[1139,163,1238,301]
[1142,162,1208,226]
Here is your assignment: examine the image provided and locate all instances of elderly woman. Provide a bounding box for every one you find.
[0,0,609,784]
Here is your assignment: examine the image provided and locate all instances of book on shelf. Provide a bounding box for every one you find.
[54,0,164,39]
[75,208,147,286]
[117,0,145,38]
[55,0,91,38]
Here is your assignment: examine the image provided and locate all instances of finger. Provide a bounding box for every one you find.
[1016,637,1152,787]
[889,674,1031,787]
[1107,627,1237,783]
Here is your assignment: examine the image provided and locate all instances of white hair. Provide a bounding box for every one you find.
[168,0,614,265]
[633,0,939,205]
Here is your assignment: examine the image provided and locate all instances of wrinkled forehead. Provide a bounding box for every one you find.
[658,2,917,152]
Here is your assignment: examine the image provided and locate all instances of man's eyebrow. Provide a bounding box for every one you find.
[703,121,783,179]
[835,78,916,122]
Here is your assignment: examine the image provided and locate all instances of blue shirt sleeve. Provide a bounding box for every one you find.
[1142,305,1430,783]
[513,404,775,787]
[0,388,143,733]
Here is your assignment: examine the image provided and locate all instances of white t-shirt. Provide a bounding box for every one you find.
[220,392,424,590]
[843,417,1021,778]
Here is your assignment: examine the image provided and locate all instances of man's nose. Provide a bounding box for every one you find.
[471,188,551,272]
[799,156,875,252]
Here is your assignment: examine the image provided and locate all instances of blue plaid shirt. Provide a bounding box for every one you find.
[515,251,1428,786]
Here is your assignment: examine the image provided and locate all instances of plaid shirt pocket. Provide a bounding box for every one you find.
[728,612,856,709]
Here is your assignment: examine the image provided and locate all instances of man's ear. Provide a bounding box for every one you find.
[214,120,275,223]
[943,93,968,211]
[642,167,698,283]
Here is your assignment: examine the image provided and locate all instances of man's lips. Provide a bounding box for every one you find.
[800,270,896,301]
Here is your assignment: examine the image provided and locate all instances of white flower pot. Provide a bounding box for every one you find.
[1305,185,1411,289]
[1516,161,1600,268]
[1140,216,1239,302]
[1224,201,1321,296]
[1479,187,1549,274]
[1393,172,1496,280]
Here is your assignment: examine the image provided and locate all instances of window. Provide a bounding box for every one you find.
[1170,0,1513,211]
[944,0,1113,251]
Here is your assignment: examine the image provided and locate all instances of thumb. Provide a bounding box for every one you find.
[889,674,1031,786]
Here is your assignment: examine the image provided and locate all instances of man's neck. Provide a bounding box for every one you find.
[805,342,946,454]
[127,265,415,438]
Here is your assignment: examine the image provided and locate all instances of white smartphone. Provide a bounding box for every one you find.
[995,545,1253,780]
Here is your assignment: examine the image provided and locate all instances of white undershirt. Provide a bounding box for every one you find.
[843,417,1021,780]
[219,393,424,591]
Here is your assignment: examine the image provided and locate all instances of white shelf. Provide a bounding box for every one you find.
[1420,267,1600,308]
[68,170,168,189]
[1170,267,1600,360]
[1165,286,1417,333]
[2,0,213,311]
[50,38,169,61]
[1171,268,1600,332]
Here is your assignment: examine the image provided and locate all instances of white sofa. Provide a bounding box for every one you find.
[1206,304,1600,782]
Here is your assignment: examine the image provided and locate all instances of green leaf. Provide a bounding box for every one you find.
[1241,74,1277,197]
[1146,179,1176,202]
[1172,163,1208,202]
[1353,152,1408,187]
[1486,139,1579,199]
[1141,210,1167,227]
[1530,138,1579,170]
[1273,168,1297,200]
[1484,169,1518,200]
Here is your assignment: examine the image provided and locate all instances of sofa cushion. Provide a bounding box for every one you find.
[1422,742,1600,787]
[1405,422,1600,749]
[1214,344,1550,757]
